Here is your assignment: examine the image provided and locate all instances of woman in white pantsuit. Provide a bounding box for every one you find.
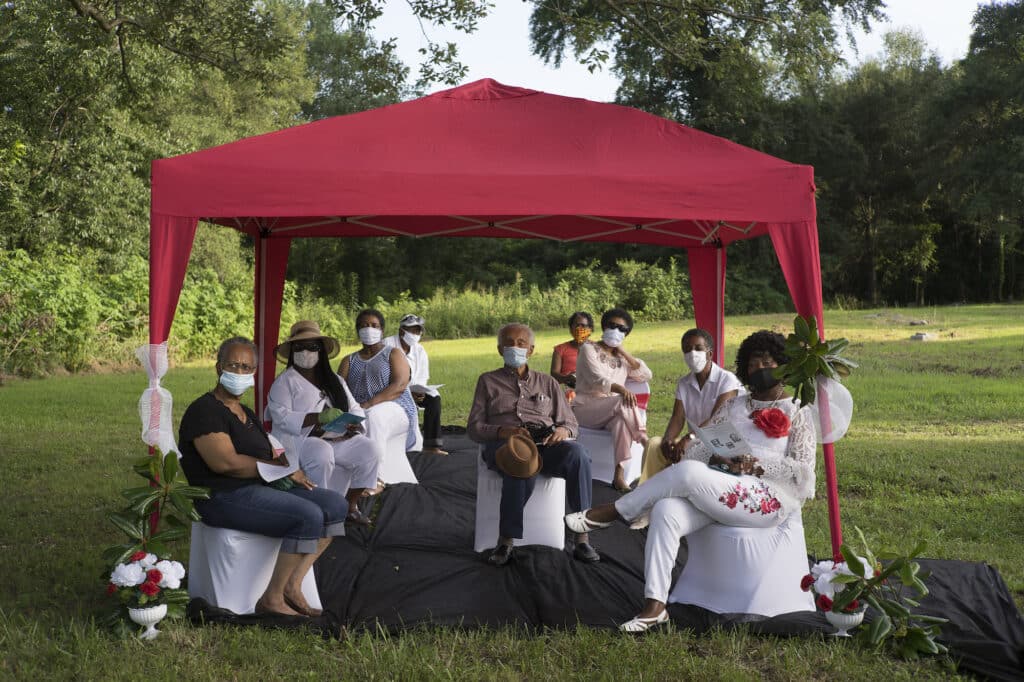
[267,321,381,527]
[565,330,816,632]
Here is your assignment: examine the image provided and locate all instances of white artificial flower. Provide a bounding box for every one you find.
[110,562,146,587]
[155,560,186,589]
[138,553,158,568]
[810,560,841,597]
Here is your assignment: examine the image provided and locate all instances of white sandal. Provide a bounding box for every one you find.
[619,609,669,633]
[564,510,612,534]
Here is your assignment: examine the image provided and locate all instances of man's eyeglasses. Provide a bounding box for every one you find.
[292,342,321,352]
[223,362,256,373]
[605,323,630,334]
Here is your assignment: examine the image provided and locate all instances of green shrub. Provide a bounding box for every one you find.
[0,248,101,376]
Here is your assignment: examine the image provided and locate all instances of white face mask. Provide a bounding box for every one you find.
[402,330,421,346]
[219,371,254,396]
[293,350,319,369]
[358,327,383,345]
[602,328,626,348]
[684,350,708,374]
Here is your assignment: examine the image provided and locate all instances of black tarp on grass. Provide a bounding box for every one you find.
[189,433,1023,680]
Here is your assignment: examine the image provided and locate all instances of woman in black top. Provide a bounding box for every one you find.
[179,336,346,617]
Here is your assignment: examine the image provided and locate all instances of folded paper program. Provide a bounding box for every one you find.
[322,411,366,434]
[691,421,748,458]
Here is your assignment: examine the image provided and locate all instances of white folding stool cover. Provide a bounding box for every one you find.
[577,429,643,485]
[364,401,418,484]
[188,522,321,615]
[668,509,815,617]
[473,454,567,552]
[577,379,648,485]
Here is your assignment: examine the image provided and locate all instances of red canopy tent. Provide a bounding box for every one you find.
[148,78,842,554]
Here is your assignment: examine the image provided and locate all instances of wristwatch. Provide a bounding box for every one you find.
[683,432,696,442]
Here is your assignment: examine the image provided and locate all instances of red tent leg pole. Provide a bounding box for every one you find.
[822,441,843,558]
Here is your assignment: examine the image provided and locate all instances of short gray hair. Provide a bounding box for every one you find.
[497,323,534,346]
[217,336,258,365]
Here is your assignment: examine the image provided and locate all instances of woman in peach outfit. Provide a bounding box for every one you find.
[571,307,652,491]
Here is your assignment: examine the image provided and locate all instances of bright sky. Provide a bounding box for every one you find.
[375,0,982,102]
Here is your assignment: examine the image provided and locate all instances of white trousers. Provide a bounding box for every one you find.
[614,460,785,603]
[299,434,380,495]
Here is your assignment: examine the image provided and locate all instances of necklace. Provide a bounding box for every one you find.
[747,386,785,417]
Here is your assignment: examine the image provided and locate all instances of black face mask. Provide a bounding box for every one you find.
[749,367,780,392]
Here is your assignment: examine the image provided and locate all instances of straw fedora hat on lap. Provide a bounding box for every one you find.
[495,434,542,479]
[275,320,340,362]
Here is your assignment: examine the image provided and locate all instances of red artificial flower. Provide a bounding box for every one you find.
[139,581,160,597]
[146,569,163,584]
[759,497,781,514]
[843,599,861,613]
[106,583,118,596]
[874,568,882,577]
[751,408,791,438]
[800,574,815,592]
[816,595,833,612]
[129,551,148,562]
[724,493,739,509]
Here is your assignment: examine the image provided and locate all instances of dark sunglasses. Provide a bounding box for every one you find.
[604,323,630,334]
[292,341,321,352]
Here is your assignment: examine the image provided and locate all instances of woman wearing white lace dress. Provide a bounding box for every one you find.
[565,330,816,632]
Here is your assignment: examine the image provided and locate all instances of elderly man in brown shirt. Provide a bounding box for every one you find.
[468,322,598,566]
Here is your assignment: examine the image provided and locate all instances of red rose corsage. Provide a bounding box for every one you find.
[750,407,791,438]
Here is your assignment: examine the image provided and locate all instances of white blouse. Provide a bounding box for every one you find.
[265,367,365,455]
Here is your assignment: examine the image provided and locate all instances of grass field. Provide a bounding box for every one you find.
[0,304,1021,679]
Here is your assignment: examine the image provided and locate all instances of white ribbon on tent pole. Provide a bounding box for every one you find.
[136,343,181,458]
[811,376,853,444]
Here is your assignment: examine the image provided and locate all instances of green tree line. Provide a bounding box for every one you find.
[1,1,1021,377]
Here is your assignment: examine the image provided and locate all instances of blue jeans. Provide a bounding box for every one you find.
[481,439,592,540]
[196,483,346,554]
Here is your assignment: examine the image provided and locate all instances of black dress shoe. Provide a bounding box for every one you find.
[573,542,600,563]
[488,544,515,566]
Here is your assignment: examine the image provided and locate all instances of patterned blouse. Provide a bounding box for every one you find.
[346,346,418,450]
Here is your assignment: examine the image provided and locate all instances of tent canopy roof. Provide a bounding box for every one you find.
[151,78,816,248]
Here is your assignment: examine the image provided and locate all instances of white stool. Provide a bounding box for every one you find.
[668,510,815,617]
[473,455,567,552]
[364,401,418,485]
[577,429,644,485]
[188,522,322,615]
[579,379,648,485]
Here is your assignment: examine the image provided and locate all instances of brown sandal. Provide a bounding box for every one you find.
[283,593,322,617]
[255,596,306,618]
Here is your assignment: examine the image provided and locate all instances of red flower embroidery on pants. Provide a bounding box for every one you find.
[717,480,781,516]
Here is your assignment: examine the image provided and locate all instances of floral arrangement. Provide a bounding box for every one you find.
[108,551,188,608]
[802,558,870,614]
[801,528,949,659]
[102,450,208,633]
[751,407,790,437]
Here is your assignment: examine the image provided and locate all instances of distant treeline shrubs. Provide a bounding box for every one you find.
[5,248,779,378]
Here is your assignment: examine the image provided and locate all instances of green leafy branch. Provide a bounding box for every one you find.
[830,528,949,660]
[775,314,858,406]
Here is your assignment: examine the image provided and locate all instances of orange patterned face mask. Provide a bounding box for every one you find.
[572,327,592,343]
